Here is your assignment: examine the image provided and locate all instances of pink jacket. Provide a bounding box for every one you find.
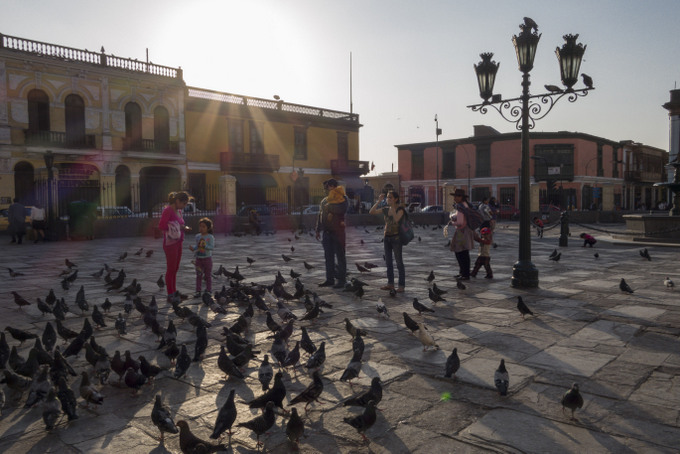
[158,205,185,246]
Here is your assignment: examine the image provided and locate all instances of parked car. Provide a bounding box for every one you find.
[407,202,422,213]
[237,205,271,216]
[267,203,289,215]
[97,206,134,218]
[498,204,520,220]
[421,205,444,213]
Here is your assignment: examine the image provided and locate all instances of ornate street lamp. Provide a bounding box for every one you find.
[468,18,592,288]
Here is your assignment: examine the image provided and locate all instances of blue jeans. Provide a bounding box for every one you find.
[322,230,346,284]
[384,235,405,287]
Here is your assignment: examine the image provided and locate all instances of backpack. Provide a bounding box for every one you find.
[399,210,415,246]
[456,204,484,230]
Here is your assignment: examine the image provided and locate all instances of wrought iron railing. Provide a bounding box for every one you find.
[24,130,95,149]
[187,87,360,123]
[123,138,179,153]
[1,33,181,79]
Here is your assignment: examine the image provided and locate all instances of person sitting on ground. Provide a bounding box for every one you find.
[580,232,597,247]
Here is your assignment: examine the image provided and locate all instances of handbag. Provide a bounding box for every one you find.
[399,213,415,245]
[167,220,182,240]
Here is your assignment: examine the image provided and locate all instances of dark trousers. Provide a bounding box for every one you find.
[384,235,405,287]
[455,250,470,278]
[11,232,24,244]
[322,230,346,284]
[471,256,492,277]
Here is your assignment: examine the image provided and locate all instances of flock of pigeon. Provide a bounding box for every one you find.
[1,224,670,452]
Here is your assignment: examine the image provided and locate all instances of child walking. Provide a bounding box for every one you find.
[471,227,493,279]
[580,232,597,247]
[532,216,544,238]
[190,217,215,297]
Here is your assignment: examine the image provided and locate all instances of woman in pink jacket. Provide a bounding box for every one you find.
[158,191,191,298]
[445,189,474,280]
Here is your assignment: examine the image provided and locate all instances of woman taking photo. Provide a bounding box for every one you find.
[158,191,191,299]
[370,190,406,292]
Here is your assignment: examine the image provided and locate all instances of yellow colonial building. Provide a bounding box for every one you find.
[0,31,366,220]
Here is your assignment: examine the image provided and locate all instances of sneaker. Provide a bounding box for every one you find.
[318,281,334,287]
[396,287,405,293]
[333,282,347,289]
[380,285,395,291]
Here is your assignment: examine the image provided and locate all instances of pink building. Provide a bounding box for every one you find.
[396,125,667,211]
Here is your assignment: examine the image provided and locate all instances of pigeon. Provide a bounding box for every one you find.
[286,407,305,447]
[248,371,287,412]
[432,283,447,296]
[376,298,389,318]
[416,322,439,351]
[456,278,466,290]
[139,355,162,384]
[343,400,377,442]
[118,251,127,262]
[289,370,324,413]
[581,73,594,89]
[639,248,651,261]
[258,355,274,391]
[134,247,144,256]
[549,249,558,259]
[344,318,367,338]
[428,287,446,304]
[210,388,237,439]
[300,327,316,355]
[193,324,208,362]
[340,350,363,385]
[42,323,57,352]
[10,292,31,310]
[124,350,140,373]
[352,332,365,360]
[174,344,191,379]
[56,376,78,421]
[36,298,52,316]
[444,348,460,378]
[1,369,32,395]
[101,298,112,313]
[517,296,534,319]
[494,359,510,396]
[246,257,256,266]
[25,365,51,407]
[55,320,78,344]
[232,344,257,370]
[303,261,313,270]
[594,252,599,258]
[282,254,292,262]
[619,278,634,294]
[217,346,244,380]
[343,376,383,407]
[544,84,563,93]
[110,351,127,382]
[305,341,326,371]
[145,250,154,258]
[356,262,371,273]
[236,400,276,449]
[426,270,435,283]
[402,312,420,334]
[79,371,103,408]
[281,341,301,375]
[151,394,179,443]
[413,298,434,315]
[561,383,584,419]
[5,326,38,345]
[549,252,561,262]
[91,305,107,328]
[156,274,165,290]
[124,367,147,395]
[115,313,127,337]
[8,268,25,278]
[265,311,282,334]
[664,277,675,288]
[42,388,61,431]
[177,420,226,454]
[523,16,538,31]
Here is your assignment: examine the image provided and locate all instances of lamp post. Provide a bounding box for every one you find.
[43,150,55,241]
[435,115,441,206]
[468,19,591,288]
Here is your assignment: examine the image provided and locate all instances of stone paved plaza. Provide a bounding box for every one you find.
[0,220,679,453]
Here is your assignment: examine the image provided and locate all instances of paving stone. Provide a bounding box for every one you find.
[522,345,616,377]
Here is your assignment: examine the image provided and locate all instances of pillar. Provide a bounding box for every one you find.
[219,174,237,215]
[602,184,614,211]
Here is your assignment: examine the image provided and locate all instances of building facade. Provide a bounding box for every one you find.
[0,32,367,219]
[396,125,668,212]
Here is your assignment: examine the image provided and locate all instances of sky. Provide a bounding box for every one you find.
[3,0,680,174]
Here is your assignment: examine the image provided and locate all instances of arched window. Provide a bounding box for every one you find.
[28,89,50,132]
[125,102,143,150]
[65,94,85,147]
[153,106,169,151]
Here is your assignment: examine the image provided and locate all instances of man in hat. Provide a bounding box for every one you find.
[315,178,348,288]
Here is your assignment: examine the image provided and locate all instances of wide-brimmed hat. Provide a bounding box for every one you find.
[323,178,338,187]
[450,189,467,198]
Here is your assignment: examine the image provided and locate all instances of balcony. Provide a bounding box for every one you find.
[330,159,370,176]
[24,130,95,149]
[220,152,280,172]
[123,138,179,153]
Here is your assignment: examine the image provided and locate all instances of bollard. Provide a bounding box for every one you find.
[559,211,569,247]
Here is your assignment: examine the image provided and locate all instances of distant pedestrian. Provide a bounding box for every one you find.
[478,197,493,230]
[580,233,597,248]
[8,198,26,244]
[488,197,499,230]
[532,216,544,238]
[315,179,348,288]
[445,189,474,280]
[471,227,493,279]
[158,191,191,299]
[370,190,406,292]
[30,201,46,243]
[189,217,215,297]
[248,209,262,235]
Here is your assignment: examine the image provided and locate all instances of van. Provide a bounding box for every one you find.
[97,206,134,218]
